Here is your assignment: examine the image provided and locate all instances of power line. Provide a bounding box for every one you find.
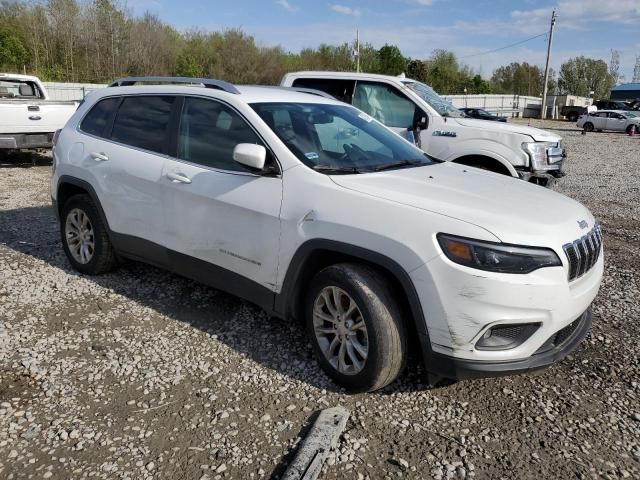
[459,32,548,59]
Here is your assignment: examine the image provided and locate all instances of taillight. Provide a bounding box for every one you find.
[52,129,61,146]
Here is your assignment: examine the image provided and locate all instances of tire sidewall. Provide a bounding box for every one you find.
[583,122,594,132]
[60,195,109,274]
[305,265,401,392]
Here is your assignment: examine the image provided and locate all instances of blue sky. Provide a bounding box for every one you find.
[129,0,640,82]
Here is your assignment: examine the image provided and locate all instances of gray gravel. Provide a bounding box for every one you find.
[1,124,639,479]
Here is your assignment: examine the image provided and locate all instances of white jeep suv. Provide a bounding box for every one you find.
[51,77,603,392]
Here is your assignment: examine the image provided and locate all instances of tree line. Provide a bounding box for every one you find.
[0,0,616,99]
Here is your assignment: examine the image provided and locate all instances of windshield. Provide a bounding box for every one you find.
[403,81,464,118]
[251,102,434,173]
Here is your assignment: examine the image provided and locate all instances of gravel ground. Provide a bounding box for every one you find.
[1,123,639,480]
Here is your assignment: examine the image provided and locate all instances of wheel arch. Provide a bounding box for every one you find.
[451,154,515,176]
[275,239,432,364]
[56,176,112,235]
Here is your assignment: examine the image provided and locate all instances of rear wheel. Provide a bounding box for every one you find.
[61,194,117,275]
[305,263,407,392]
[583,122,594,132]
[567,112,578,122]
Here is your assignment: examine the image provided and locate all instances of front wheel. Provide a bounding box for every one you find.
[583,122,594,132]
[627,124,638,135]
[305,263,407,392]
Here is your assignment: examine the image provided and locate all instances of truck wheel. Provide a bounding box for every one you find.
[583,122,594,132]
[61,194,117,275]
[305,263,407,392]
[567,113,578,122]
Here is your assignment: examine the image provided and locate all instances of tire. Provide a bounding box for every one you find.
[305,263,407,392]
[583,122,594,132]
[60,194,117,275]
[627,125,638,135]
[567,113,578,122]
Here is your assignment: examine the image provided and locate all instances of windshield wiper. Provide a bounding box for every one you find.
[372,160,426,172]
[313,165,362,174]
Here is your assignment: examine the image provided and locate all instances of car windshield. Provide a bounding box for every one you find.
[403,81,464,118]
[251,102,434,173]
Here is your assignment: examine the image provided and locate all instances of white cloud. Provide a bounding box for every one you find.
[276,0,298,12]
[416,0,433,5]
[330,4,362,17]
[512,0,640,28]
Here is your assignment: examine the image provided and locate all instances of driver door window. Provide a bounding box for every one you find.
[177,97,264,172]
[353,82,416,129]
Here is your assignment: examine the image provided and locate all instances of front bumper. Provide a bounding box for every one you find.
[427,308,592,379]
[518,144,567,186]
[409,240,602,379]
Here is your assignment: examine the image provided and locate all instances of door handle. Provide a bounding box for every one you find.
[90,152,109,161]
[166,171,192,184]
[28,115,42,121]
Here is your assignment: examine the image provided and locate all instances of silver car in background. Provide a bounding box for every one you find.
[577,110,640,134]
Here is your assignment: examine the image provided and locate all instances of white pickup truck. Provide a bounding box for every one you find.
[281,72,566,187]
[0,73,78,152]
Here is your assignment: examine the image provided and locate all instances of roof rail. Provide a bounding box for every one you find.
[108,76,240,94]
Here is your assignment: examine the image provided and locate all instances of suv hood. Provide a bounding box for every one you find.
[453,117,561,142]
[331,162,593,247]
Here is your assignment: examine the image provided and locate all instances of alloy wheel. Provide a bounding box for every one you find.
[65,208,95,264]
[313,286,369,375]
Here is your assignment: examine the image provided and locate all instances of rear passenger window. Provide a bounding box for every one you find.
[111,96,174,154]
[80,97,120,138]
[177,97,264,172]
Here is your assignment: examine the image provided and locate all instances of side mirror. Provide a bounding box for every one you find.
[233,143,267,171]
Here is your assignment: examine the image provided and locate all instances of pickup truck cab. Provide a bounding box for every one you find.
[281,71,565,186]
[0,73,77,151]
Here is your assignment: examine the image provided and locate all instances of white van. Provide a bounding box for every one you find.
[281,71,565,186]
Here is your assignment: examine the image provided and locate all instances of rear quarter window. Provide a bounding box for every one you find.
[80,97,120,137]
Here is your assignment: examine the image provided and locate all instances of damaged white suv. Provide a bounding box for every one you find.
[51,77,603,392]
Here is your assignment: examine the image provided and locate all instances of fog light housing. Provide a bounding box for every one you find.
[475,323,540,351]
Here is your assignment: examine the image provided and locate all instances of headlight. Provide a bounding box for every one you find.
[522,141,562,168]
[437,233,561,274]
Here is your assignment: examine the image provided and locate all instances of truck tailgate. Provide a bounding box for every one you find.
[0,101,77,134]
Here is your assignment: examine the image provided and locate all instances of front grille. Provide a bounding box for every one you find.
[563,224,602,281]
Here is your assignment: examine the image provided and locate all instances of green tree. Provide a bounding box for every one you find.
[558,56,613,99]
[0,26,28,70]
[424,49,459,94]
[406,59,428,83]
[490,62,543,96]
[174,54,200,77]
[377,44,407,75]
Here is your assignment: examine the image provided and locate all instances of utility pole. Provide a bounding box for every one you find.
[540,9,556,119]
